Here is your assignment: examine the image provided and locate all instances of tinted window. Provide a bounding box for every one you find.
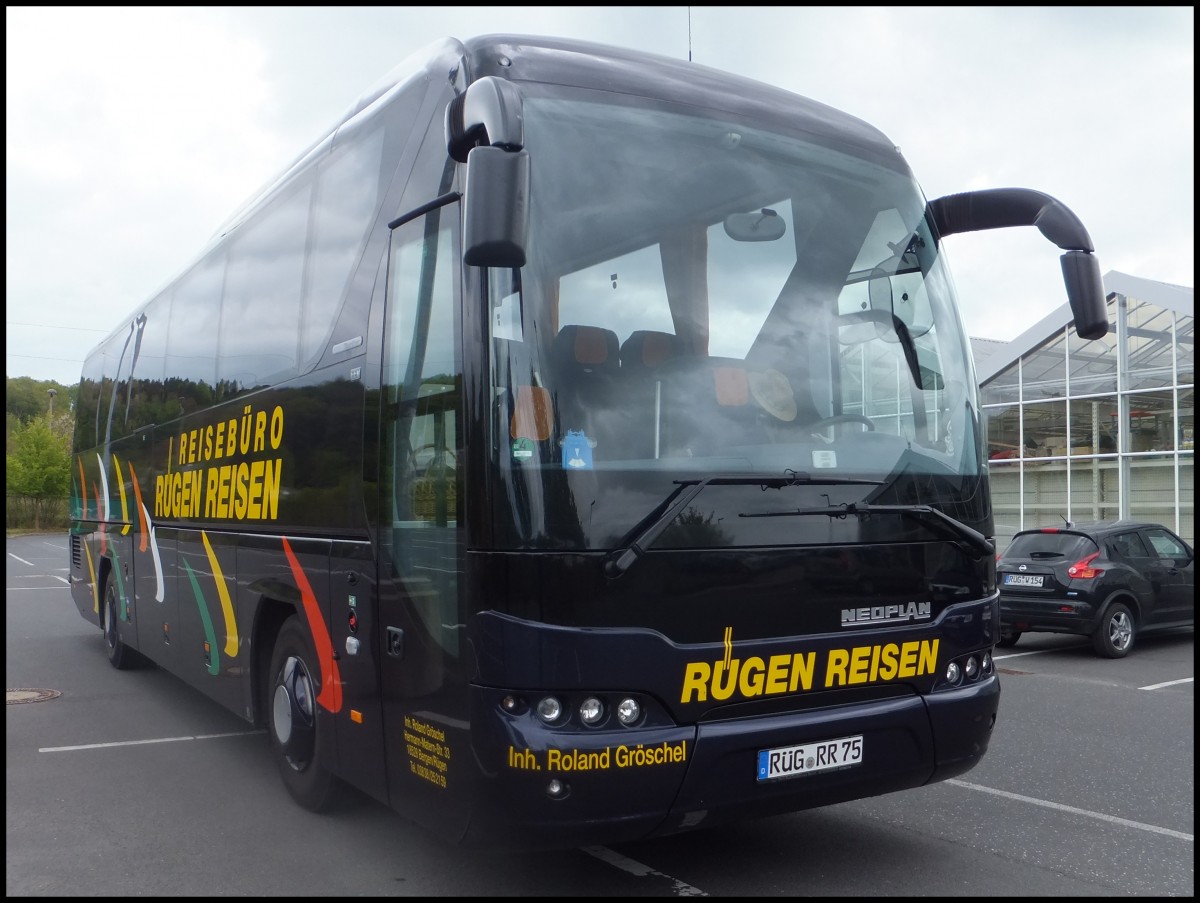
[1003,532,1096,560]
[219,179,312,393]
[1109,531,1150,560]
[304,125,387,367]
[1143,528,1189,561]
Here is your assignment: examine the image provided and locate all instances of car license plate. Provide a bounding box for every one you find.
[1003,574,1044,587]
[757,735,863,781]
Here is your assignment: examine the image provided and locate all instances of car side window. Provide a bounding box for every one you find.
[1142,529,1188,562]
[1110,532,1150,560]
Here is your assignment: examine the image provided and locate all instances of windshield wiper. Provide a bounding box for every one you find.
[741,501,993,559]
[605,471,883,579]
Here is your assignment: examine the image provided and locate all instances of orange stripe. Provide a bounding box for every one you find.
[281,537,342,713]
[126,462,149,552]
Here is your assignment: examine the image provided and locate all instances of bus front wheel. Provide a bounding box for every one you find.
[268,616,339,811]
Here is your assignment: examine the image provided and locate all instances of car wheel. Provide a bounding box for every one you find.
[103,573,139,670]
[1092,601,1135,659]
[267,615,340,811]
[997,629,1021,648]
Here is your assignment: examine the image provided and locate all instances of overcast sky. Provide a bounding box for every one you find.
[6,6,1194,386]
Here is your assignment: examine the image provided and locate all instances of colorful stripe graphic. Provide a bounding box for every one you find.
[281,537,342,713]
[201,531,239,657]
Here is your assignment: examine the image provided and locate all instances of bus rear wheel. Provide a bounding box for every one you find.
[267,615,339,811]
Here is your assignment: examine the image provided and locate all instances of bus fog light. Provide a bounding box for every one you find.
[965,656,980,680]
[546,779,570,799]
[945,661,961,684]
[616,697,641,725]
[579,697,604,724]
[500,695,522,713]
[982,652,993,673]
[536,696,563,723]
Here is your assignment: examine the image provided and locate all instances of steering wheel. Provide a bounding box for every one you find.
[807,414,875,432]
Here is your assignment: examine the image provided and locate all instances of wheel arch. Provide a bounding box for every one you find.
[96,554,115,629]
[251,597,300,729]
[1099,589,1142,626]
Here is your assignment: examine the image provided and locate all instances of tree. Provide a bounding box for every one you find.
[7,413,72,530]
[7,375,70,421]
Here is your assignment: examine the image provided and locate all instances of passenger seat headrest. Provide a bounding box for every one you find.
[554,325,619,371]
[619,330,681,370]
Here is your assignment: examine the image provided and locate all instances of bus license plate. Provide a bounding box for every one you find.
[1003,574,1044,587]
[757,735,863,781]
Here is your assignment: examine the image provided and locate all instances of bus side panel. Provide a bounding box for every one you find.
[136,526,183,675]
[171,529,245,715]
[328,540,389,805]
[103,529,139,657]
[378,574,473,844]
[69,524,103,628]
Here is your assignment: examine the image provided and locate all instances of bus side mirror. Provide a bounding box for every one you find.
[928,188,1110,341]
[446,77,531,269]
[1060,250,1108,342]
[463,146,530,268]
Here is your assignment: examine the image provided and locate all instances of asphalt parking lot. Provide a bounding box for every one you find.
[7,532,1193,896]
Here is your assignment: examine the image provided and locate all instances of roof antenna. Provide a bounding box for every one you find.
[1060,514,1073,529]
[688,7,693,62]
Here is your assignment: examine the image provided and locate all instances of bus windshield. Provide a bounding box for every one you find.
[487,86,985,552]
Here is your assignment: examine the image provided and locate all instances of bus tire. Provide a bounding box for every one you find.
[267,615,339,812]
[102,573,139,670]
[1092,601,1135,659]
[997,629,1021,648]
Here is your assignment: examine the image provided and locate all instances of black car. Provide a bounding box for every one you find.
[997,520,1194,658]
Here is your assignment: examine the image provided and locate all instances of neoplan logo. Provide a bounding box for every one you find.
[841,601,931,627]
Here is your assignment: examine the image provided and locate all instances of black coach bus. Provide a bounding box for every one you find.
[68,34,1108,849]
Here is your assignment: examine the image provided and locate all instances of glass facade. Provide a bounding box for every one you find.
[981,290,1194,549]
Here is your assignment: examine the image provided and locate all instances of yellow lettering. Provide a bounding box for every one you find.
[711,659,738,701]
[848,645,871,684]
[899,641,918,678]
[205,468,219,517]
[765,654,790,694]
[247,459,264,518]
[681,662,710,703]
[254,410,267,453]
[261,458,281,520]
[233,462,249,519]
[878,644,898,680]
[825,648,849,687]
[919,638,938,675]
[738,656,765,697]
[789,652,815,691]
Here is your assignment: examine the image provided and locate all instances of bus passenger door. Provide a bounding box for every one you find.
[378,203,470,839]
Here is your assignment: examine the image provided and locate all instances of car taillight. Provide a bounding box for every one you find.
[1067,552,1103,579]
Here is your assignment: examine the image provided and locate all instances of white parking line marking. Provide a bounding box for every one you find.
[39,730,263,753]
[993,644,1090,660]
[948,779,1193,842]
[8,553,34,566]
[1140,677,1194,691]
[583,846,707,896]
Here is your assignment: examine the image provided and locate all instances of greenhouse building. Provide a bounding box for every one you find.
[976,270,1194,549]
